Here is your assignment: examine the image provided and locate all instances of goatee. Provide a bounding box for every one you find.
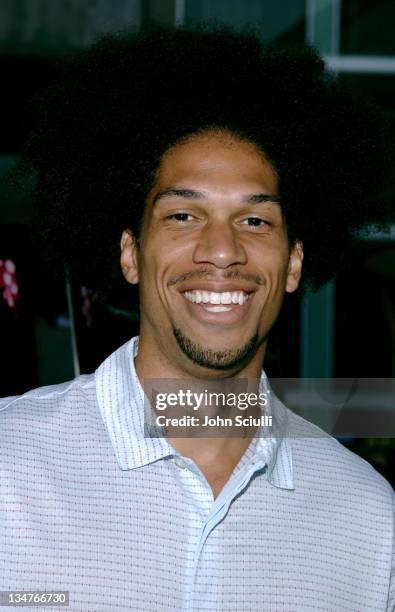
[173,328,260,370]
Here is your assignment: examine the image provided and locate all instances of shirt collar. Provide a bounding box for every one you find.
[95,336,294,490]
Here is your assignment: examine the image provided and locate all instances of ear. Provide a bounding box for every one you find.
[286,240,303,293]
[120,229,139,285]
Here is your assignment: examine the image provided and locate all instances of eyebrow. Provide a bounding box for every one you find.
[152,187,281,206]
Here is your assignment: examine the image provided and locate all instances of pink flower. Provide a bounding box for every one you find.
[0,259,19,310]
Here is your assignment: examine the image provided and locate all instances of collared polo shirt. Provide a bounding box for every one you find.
[0,337,394,611]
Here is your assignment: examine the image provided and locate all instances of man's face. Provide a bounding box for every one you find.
[121,130,303,375]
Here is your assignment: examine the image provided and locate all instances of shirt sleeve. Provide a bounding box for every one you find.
[387,489,395,611]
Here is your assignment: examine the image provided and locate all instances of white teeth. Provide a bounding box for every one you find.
[184,290,249,305]
[220,292,232,304]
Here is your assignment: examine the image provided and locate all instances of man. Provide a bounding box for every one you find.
[1,27,393,611]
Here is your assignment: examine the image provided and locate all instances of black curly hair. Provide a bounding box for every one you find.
[22,24,389,304]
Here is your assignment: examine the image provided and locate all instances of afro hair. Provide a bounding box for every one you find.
[22,25,390,304]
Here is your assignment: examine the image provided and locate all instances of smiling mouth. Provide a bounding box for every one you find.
[183,290,250,312]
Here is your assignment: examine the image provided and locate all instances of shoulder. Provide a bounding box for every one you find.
[286,408,394,505]
[0,375,96,430]
[0,374,108,473]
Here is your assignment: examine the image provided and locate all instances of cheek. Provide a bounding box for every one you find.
[256,248,290,287]
[135,250,159,301]
[138,248,174,305]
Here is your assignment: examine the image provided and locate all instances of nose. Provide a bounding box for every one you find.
[192,218,247,268]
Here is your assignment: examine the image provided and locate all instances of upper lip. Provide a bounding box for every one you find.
[175,281,257,294]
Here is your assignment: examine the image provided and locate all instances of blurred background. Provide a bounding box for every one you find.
[0,0,394,484]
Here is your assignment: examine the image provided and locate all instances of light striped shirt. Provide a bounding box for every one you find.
[0,336,394,611]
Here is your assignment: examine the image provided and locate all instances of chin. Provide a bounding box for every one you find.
[173,327,260,371]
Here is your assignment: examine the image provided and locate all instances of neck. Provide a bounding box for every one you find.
[134,332,267,467]
[134,328,267,380]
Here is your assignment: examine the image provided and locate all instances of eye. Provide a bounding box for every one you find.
[242,217,271,228]
[167,212,194,222]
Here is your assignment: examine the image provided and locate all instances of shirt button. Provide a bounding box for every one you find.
[174,457,187,469]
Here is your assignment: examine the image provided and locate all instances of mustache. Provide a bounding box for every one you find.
[168,268,266,286]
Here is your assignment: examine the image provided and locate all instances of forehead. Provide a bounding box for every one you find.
[151,131,278,196]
